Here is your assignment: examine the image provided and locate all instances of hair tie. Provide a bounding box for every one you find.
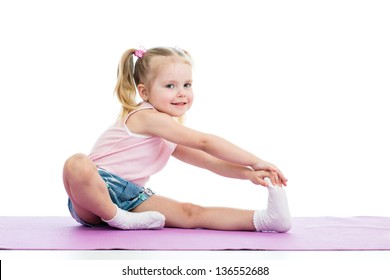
[134,46,147,58]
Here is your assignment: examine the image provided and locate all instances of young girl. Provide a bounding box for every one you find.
[63,47,291,232]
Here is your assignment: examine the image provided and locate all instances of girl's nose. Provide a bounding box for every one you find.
[177,87,186,97]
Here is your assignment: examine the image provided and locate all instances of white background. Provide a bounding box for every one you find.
[1,0,389,217]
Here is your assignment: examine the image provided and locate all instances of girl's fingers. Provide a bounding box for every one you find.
[259,179,269,187]
[269,172,278,186]
[271,171,282,186]
[270,167,288,186]
[252,169,287,187]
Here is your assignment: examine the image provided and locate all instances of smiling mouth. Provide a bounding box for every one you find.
[171,102,187,106]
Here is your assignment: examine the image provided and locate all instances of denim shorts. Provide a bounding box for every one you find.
[68,167,155,227]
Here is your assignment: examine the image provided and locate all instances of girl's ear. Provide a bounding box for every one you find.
[137,84,149,102]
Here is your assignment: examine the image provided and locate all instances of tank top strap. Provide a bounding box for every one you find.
[124,102,154,123]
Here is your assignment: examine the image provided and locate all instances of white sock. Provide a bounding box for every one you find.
[102,205,165,230]
[253,178,292,233]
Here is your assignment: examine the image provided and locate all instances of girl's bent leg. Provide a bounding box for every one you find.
[63,153,166,230]
[62,153,117,224]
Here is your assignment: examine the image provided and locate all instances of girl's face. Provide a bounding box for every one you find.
[140,57,194,118]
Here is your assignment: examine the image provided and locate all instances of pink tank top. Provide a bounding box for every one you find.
[89,103,177,186]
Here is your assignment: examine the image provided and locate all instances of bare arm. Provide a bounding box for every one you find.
[173,144,252,179]
[135,110,259,165]
[130,109,287,185]
[172,145,278,186]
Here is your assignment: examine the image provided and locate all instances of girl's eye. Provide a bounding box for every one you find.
[166,84,174,89]
[184,83,192,88]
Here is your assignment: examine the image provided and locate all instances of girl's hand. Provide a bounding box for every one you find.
[251,160,288,186]
[248,170,282,187]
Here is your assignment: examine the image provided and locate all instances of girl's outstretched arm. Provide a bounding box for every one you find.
[172,145,283,187]
[129,109,287,185]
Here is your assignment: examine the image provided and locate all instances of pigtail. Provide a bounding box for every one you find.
[115,49,139,119]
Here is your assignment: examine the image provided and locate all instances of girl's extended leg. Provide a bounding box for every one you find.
[134,195,256,230]
[62,153,165,229]
[133,183,291,232]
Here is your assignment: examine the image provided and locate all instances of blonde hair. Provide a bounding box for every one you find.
[115,47,192,120]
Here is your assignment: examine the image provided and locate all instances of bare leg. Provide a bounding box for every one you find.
[62,153,117,224]
[133,195,256,231]
[133,183,291,232]
[63,153,166,229]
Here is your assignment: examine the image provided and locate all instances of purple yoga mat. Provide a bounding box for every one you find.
[0,216,389,250]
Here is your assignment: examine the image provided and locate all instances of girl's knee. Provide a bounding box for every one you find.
[63,153,96,182]
[180,203,204,224]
